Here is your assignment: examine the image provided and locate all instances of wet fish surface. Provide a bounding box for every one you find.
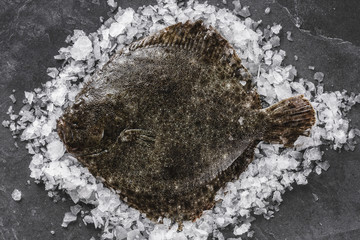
[57,21,315,223]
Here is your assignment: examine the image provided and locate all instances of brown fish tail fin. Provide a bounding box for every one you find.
[263,95,316,147]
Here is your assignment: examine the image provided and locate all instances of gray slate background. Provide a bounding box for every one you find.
[0,0,359,239]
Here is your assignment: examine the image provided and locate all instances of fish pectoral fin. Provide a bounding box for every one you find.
[119,129,156,146]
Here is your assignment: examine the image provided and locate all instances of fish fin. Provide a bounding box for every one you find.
[128,20,253,90]
[263,95,316,147]
[118,129,155,147]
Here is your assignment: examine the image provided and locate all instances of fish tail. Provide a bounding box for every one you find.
[263,95,316,147]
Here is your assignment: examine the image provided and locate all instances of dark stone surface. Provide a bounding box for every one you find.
[276,0,360,46]
[0,0,359,239]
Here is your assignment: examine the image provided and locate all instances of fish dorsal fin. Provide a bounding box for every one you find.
[128,20,252,88]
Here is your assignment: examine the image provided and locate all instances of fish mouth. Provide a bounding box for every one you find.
[57,117,80,153]
[57,117,108,157]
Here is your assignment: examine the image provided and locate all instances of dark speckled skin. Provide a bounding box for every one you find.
[57,21,314,222]
[2,1,359,239]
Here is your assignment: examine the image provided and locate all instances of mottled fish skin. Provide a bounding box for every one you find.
[57,21,315,222]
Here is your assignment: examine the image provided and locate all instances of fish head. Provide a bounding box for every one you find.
[57,99,107,156]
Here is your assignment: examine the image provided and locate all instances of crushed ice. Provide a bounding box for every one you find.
[3,0,360,239]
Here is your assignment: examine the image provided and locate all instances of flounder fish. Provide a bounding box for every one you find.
[57,21,315,223]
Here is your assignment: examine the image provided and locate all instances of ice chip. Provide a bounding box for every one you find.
[270,35,280,47]
[70,204,82,215]
[312,193,319,202]
[9,94,16,103]
[31,154,44,167]
[234,222,251,236]
[24,91,34,104]
[286,31,293,41]
[317,161,330,171]
[303,147,322,161]
[61,212,77,227]
[115,8,134,25]
[264,7,270,14]
[272,190,282,203]
[271,24,282,34]
[232,0,241,13]
[2,120,10,128]
[314,72,324,82]
[70,36,93,61]
[46,140,65,161]
[238,6,251,18]
[47,67,59,78]
[127,229,140,240]
[110,8,135,38]
[109,22,126,38]
[115,226,127,240]
[107,0,117,8]
[272,54,283,66]
[274,82,292,100]
[11,189,22,201]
